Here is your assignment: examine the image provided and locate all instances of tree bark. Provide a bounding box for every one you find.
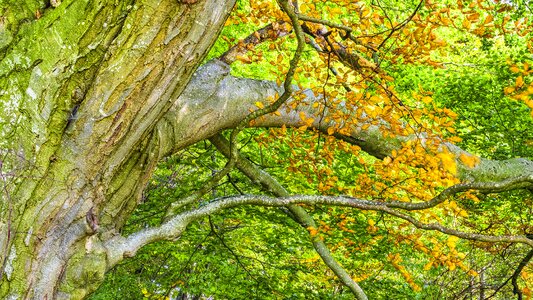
[0,1,234,299]
[1,1,532,299]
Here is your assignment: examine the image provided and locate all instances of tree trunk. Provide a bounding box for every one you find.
[0,0,233,298]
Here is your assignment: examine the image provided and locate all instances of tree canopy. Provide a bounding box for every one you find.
[0,0,532,299]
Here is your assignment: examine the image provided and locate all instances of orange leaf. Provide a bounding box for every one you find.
[236,55,252,64]
[483,14,494,25]
[459,153,480,168]
[462,19,471,30]
[516,76,524,87]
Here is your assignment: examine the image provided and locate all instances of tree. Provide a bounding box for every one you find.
[0,0,531,299]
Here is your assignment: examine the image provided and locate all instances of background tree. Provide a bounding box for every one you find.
[0,0,532,299]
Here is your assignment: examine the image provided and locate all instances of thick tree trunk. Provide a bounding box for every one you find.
[0,1,233,299]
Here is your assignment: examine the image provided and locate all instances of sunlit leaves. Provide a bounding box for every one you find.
[255,101,265,109]
[458,153,480,168]
[503,61,533,117]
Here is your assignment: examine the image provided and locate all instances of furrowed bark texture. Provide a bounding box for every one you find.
[0,1,233,299]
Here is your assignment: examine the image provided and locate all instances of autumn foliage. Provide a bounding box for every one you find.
[93,0,532,299]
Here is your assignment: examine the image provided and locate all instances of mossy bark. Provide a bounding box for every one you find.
[0,0,233,299]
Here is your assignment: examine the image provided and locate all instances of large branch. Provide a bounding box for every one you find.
[158,59,533,187]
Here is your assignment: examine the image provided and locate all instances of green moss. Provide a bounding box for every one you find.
[61,251,108,299]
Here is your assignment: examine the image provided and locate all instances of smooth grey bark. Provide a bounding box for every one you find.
[160,58,533,186]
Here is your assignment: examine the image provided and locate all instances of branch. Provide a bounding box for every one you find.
[219,22,291,65]
[386,174,533,211]
[160,58,533,189]
[486,248,533,300]
[512,249,533,300]
[209,134,368,300]
[105,193,533,267]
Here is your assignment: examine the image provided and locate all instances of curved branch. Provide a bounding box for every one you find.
[387,174,533,210]
[105,193,532,266]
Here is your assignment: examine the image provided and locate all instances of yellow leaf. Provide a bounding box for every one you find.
[510,65,521,73]
[516,76,524,87]
[370,95,381,103]
[446,236,459,249]
[327,127,335,135]
[459,153,480,168]
[504,86,515,94]
[437,151,457,175]
[255,102,265,109]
